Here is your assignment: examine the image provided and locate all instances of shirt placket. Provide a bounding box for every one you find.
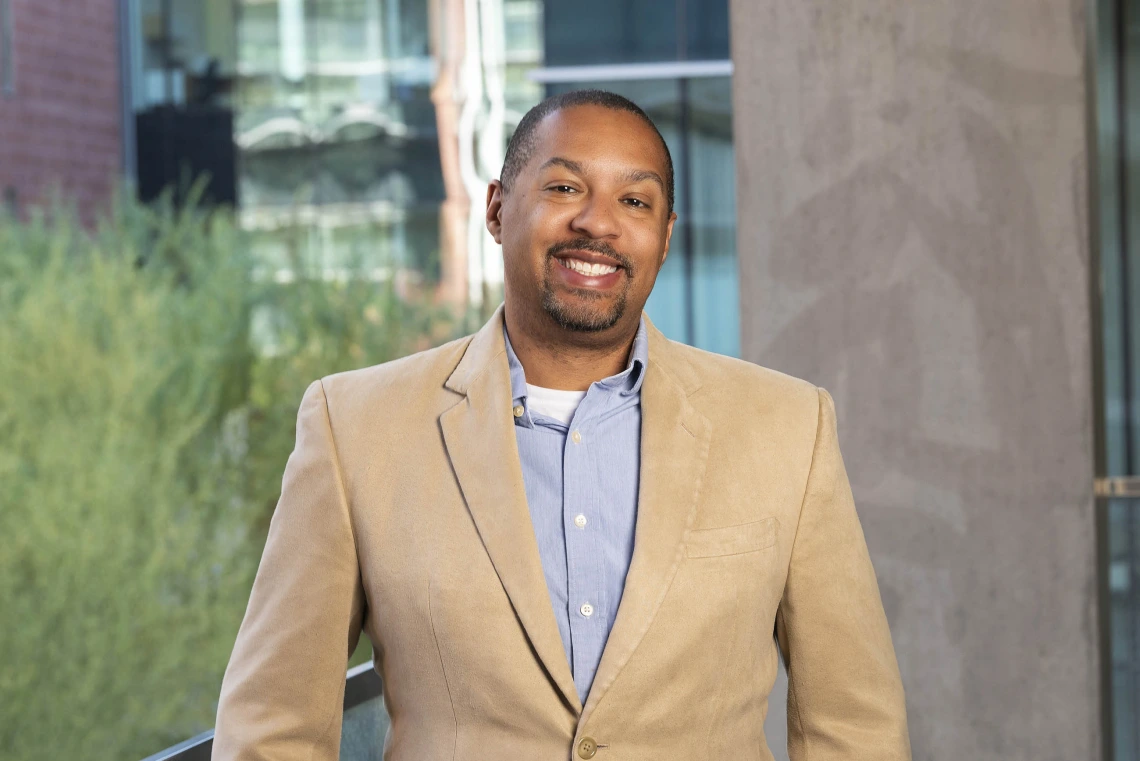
[562,391,607,693]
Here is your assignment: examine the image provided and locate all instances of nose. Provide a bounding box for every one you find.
[569,193,621,240]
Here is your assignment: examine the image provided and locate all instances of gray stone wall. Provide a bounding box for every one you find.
[731,2,1102,759]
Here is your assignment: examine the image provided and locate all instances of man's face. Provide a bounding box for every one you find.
[486,105,676,336]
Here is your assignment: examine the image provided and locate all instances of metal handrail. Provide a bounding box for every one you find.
[139,662,383,761]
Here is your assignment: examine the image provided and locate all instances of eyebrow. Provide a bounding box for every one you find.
[538,156,665,194]
[620,168,666,192]
[539,157,584,174]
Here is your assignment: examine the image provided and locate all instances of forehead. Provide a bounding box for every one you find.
[528,105,668,179]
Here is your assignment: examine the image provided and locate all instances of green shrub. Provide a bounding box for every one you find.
[0,190,459,760]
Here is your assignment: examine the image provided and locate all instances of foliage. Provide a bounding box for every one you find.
[0,190,458,760]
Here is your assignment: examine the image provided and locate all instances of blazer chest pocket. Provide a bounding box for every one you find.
[685,517,779,558]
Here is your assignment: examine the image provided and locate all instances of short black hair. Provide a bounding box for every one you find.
[500,89,675,213]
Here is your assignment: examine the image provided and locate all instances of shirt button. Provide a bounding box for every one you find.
[571,430,582,444]
[580,602,594,617]
[578,736,598,759]
[513,404,524,418]
[574,514,587,528]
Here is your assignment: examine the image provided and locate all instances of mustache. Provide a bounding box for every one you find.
[546,239,634,271]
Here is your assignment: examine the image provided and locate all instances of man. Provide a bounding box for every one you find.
[214,90,911,760]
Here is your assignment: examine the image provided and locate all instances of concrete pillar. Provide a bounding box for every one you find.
[731,2,1102,759]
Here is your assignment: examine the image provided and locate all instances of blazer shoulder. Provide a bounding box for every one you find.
[667,344,825,466]
[313,333,474,421]
[668,340,819,409]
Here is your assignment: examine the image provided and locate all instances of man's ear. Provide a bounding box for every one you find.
[486,180,505,244]
[661,210,678,265]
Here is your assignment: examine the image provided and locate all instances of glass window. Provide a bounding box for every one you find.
[1094,0,1140,757]
[682,0,730,61]
[543,0,729,67]
[685,76,738,356]
[230,0,442,284]
[544,0,679,66]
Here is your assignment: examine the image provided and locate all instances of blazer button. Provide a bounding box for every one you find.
[577,736,598,759]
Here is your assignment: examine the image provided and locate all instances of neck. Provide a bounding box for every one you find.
[503,305,639,392]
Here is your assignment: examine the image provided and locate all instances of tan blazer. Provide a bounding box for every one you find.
[214,306,910,761]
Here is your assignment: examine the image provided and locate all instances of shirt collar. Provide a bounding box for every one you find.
[503,318,649,421]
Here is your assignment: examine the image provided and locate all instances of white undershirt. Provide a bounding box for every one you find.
[525,383,587,425]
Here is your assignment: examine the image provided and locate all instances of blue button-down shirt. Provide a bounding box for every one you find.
[504,321,648,703]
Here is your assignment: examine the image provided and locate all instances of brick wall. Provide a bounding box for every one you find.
[0,0,123,222]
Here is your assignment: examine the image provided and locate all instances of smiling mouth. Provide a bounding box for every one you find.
[555,257,621,277]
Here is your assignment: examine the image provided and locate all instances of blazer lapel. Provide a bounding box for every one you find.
[579,320,712,725]
[439,307,583,714]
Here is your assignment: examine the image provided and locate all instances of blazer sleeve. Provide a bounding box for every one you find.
[774,387,911,760]
[213,379,367,761]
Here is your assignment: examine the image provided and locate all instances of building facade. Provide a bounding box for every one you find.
[0,0,123,221]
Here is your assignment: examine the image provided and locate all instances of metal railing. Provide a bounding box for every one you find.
[139,662,384,761]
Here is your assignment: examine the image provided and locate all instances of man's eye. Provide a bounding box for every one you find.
[624,198,648,208]
[549,185,577,193]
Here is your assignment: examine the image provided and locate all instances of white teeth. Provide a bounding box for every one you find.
[561,258,618,276]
